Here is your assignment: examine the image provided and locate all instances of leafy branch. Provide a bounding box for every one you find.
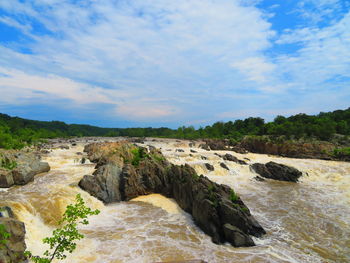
[25,194,100,263]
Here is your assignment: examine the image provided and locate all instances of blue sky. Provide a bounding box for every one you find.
[0,0,349,128]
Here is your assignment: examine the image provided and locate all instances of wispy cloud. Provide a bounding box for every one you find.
[0,0,349,126]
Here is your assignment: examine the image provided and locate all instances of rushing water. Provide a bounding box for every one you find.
[0,138,349,263]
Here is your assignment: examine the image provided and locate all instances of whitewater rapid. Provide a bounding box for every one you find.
[0,138,349,263]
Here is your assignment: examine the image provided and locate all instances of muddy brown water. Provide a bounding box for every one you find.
[0,138,349,263]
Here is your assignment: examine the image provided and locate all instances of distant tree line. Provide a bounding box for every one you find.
[0,108,349,149]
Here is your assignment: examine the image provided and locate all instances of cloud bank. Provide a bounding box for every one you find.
[0,0,349,126]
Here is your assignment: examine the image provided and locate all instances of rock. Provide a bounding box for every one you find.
[0,152,50,187]
[223,154,247,165]
[200,156,207,160]
[205,163,214,171]
[189,142,196,148]
[0,207,14,218]
[0,218,27,263]
[80,142,266,247]
[81,157,86,164]
[253,176,265,182]
[76,152,83,155]
[59,145,70,150]
[250,162,302,182]
[239,136,336,160]
[12,161,50,185]
[220,163,229,170]
[0,170,14,188]
[79,164,123,203]
[231,146,248,154]
[190,149,197,153]
[200,140,228,150]
[223,224,255,247]
[72,143,77,146]
[199,144,210,151]
[176,149,185,152]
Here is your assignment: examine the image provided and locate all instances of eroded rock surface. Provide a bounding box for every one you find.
[79,142,266,247]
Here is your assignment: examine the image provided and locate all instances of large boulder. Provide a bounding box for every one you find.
[79,164,123,203]
[250,162,302,182]
[0,151,50,187]
[0,170,14,188]
[80,142,266,247]
[0,218,27,263]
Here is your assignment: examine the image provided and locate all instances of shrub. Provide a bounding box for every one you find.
[229,189,239,203]
[0,157,17,170]
[130,147,149,166]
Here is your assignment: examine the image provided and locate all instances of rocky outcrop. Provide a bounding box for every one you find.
[239,136,336,160]
[250,162,302,182]
[0,151,50,188]
[0,217,27,263]
[79,142,266,247]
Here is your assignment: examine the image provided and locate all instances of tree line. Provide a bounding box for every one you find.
[0,108,349,149]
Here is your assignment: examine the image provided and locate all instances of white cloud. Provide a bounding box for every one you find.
[0,16,31,33]
[231,57,275,83]
[0,0,349,124]
[0,0,277,122]
[276,12,350,88]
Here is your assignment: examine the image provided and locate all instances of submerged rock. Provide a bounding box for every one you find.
[79,142,266,247]
[250,162,302,182]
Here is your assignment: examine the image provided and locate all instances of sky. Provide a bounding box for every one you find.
[0,0,349,128]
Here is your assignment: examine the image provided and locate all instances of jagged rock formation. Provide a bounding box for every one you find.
[250,162,302,182]
[0,208,27,263]
[79,142,266,247]
[0,151,50,188]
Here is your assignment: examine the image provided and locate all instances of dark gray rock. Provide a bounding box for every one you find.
[190,149,197,153]
[223,154,247,165]
[220,163,229,170]
[205,163,214,171]
[250,162,302,182]
[223,224,255,247]
[80,143,266,247]
[79,164,123,203]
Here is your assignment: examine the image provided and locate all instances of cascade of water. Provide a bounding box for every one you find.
[0,139,349,263]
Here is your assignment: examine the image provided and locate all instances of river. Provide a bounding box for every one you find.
[0,138,349,263]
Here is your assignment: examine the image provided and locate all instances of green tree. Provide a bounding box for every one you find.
[26,194,100,263]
